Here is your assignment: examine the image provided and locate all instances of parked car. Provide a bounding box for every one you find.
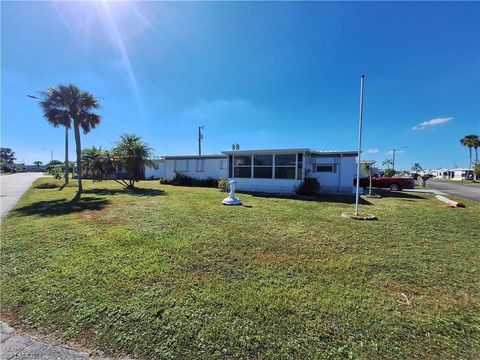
[355,176,415,191]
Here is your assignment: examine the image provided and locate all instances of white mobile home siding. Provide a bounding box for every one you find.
[144,160,165,179]
[164,156,227,181]
[307,155,356,193]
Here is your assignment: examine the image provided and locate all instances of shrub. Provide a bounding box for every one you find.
[159,177,168,184]
[34,182,60,189]
[172,171,218,188]
[296,171,320,196]
[50,167,63,180]
[218,178,229,192]
[383,169,397,177]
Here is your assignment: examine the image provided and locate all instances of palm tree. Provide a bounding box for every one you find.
[33,161,42,170]
[460,134,478,181]
[361,162,374,196]
[471,136,480,180]
[81,147,115,182]
[411,163,423,174]
[382,159,393,170]
[112,134,155,189]
[40,85,101,194]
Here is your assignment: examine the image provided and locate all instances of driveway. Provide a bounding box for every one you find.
[426,179,480,203]
[0,172,45,220]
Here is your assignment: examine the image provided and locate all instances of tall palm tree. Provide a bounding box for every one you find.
[38,92,71,184]
[112,134,155,189]
[460,134,478,181]
[40,85,101,194]
[470,135,480,180]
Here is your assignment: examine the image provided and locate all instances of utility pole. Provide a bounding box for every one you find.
[391,146,407,171]
[198,125,204,156]
[355,74,365,216]
[392,149,396,171]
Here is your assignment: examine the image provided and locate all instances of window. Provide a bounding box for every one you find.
[174,159,187,172]
[274,154,296,179]
[254,155,273,166]
[228,155,233,177]
[275,154,296,166]
[233,155,252,178]
[254,167,272,178]
[234,155,251,166]
[219,160,226,170]
[316,164,335,173]
[234,167,251,178]
[254,154,273,178]
[196,159,204,172]
[275,167,295,179]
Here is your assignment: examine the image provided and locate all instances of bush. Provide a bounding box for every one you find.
[34,182,60,189]
[218,178,229,192]
[172,171,218,188]
[383,169,397,177]
[159,177,168,184]
[296,172,320,196]
[50,167,63,180]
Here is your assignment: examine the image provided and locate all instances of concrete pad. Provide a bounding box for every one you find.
[12,341,89,360]
[0,323,14,335]
[1,335,34,360]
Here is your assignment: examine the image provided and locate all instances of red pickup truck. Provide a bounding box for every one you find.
[356,176,415,191]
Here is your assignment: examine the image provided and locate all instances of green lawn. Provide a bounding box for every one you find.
[1,178,479,359]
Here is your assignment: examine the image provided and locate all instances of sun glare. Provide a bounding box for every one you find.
[51,1,154,109]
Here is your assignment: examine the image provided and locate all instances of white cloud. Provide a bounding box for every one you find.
[367,148,379,154]
[412,117,453,130]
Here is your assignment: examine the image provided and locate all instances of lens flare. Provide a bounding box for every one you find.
[51,1,153,110]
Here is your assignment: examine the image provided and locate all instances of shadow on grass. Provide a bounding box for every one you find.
[83,188,166,197]
[14,196,110,217]
[373,189,426,199]
[241,192,373,205]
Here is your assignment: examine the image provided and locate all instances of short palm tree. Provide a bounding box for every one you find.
[81,147,115,182]
[40,85,101,193]
[460,134,479,180]
[361,162,374,196]
[411,163,423,174]
[33,161,42,169]
[112,134,156,189]
[382,159,393,170]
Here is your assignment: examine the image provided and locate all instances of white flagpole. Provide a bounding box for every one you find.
[355,75,365,216]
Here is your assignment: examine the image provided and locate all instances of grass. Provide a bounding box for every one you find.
[1,178,479,359]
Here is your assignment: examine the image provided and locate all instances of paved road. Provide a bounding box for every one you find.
[427,179,480,203]
[0,173,45,221]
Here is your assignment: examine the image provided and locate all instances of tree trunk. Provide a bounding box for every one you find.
[475,147,478,181]
[467,147,472,181]
[369,169,373,195]
[74,122,83,193]
[64,125,69,185]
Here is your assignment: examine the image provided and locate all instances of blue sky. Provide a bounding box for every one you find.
[1,1,479,170]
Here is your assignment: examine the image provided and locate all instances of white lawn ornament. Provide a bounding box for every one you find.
[222,180,242,205]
